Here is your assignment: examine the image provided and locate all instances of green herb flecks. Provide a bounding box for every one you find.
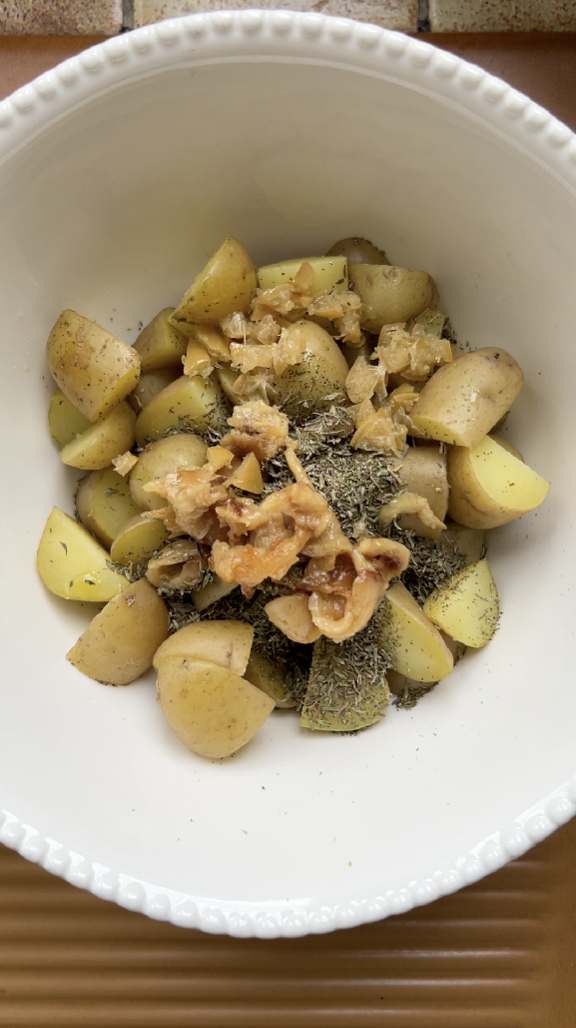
[393,681,435,710]
[301,608,393,732]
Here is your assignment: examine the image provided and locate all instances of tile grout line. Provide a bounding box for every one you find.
[122,0,134,32]
[417,0,430,32]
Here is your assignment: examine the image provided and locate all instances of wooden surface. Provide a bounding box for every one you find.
[1,31,576,1028]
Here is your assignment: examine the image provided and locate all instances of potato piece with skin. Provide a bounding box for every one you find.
[352,265,438,334]
[46,310,141,422]
[128,368,181,414]
[243,651,295,708]
[156,657,274,759]
[130,433,207,510]
[442,521,484,565]
[257,256,348,294]
[110,513,169,567]
[76,467,142,549]
[133,308,188,372]
[60,402,136,471]
[37,507,127,602]
[154,621,254,676]
[380,582,453,683]
[48,389,91,447]
[66,578,169,686]
[134,374,224,446]
[271,320,349,413]
[192,574,238,613]
[169,237,257,334]
[423,559,499,648]
[396,444,448,540]
[325,237,389,266]
[447,434,549,529]
[409,348,524,448]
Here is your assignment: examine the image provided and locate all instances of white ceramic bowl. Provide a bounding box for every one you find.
[1,11,574,938]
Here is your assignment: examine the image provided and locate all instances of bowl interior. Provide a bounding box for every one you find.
[1,30,575,927]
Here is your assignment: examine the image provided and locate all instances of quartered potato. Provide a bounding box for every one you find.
[156,657,274,759]
[258,255,348,294]
[37,507,127,602]
[447,434,549,529]
[48,389,91,447]
[76,467,142,549]
[410,348,524,448]
[271,320,349,412]
[169,237,257,333]
[396,444,448,540]
[153,620,254,676]
[423,559,499,648]
[60,401,136,470]
[129,433,207,510]
[133,308,188,371]
[110,513,169,567]
[134,374,224,446]
[128,368,181,414]
[380,582,454,683]
[352,265,438,333]
[326,237,389,266]
[66,578,169,686]
[46,310,141,421]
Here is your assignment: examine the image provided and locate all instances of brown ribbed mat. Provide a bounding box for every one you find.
[2,31,576,1028]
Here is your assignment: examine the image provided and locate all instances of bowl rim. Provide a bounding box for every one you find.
[2,9,576,938]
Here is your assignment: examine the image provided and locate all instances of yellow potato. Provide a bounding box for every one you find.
[133,308,188,372]
[380,582,453,683]
[271,320,349,413]
[423,559,499,648]
[153,620,254,676]
[134,374,224,446]
[244,651,295,708]
[351,266,438,334]
[216,365,245,407]
[46,310,141,422]
[325,237,389,266]
[169,237,257,333]
[156,657,274,759]
[37,507,127,602]
[442,521,484,565]
[257,256,348,294]
[396,444,448,539]
[66,578,169,686]
[48,389,91,447]
[130,433,207,510]
[110,513,169,567]
[76,467,142,548]
[128,368,181,414]
[60,401,136,471]
[409,348,524,448]
[447,434,549,529]
[191,574,238,613]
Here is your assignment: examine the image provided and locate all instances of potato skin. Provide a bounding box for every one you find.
[130,433,207,510]
[325,237,389,266]
[133,308,188,372]
[134,374,224,446]
[76,467,142,548]
[66,578,169,685]
[447,434,549,529]
[351,265,438,334]
[396,444,448,540]
[410,348,524,448]
[169,237,257,333]
[60,401,136,471]
[46,310,141,422]
[271,320,349,412]
[110,513,169,567]
[153,621,254,677]
[129,368,181,414]
[156,657,274,759]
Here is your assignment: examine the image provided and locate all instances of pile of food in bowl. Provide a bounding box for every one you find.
[36,235,549,760]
